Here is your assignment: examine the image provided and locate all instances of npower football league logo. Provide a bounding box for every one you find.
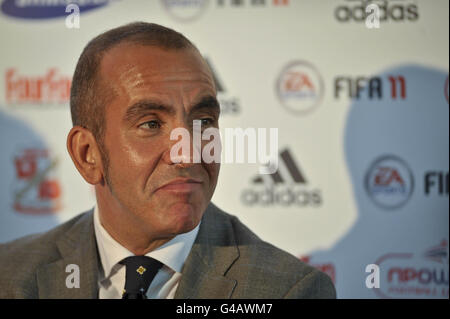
[374,240,449,299]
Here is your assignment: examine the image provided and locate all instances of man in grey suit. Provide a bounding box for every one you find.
[0,22,335,299]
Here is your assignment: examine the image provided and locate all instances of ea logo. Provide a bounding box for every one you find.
[365,155,414,210]
[276,61,324,115]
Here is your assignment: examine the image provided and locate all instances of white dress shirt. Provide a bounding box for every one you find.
[93,205,199,299]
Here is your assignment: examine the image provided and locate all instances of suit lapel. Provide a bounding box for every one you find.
[175,203,239,299]
[36,210,99,299]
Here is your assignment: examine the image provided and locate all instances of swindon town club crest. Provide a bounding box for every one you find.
[12,148,62,214]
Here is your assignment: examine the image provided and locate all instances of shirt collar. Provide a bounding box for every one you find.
[93,204,200,279]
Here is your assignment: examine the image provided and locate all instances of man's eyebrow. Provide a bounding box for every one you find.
[124,96,220,122]
[124,100,175,122]
[190,95,221,115]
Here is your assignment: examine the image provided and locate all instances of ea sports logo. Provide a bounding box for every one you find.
[162,0,209,22]
[276,61,324,115]
[365,155,414,210]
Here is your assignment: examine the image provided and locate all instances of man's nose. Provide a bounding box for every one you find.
[161,123,202,167]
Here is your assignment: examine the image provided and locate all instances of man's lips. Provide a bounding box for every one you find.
[156,178,203,193]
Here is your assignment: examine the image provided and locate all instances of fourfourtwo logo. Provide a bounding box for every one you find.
[241,148,322,207]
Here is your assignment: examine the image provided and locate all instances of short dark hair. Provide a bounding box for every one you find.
[70,22,197,142]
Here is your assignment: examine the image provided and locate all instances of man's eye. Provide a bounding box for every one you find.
[140,120,161,129]
[200,118,214,126]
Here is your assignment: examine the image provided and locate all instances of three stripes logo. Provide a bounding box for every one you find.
[204,57,241,115]
[253,149,307,184]
[241,148,322,207]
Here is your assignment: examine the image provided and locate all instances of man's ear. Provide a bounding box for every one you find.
[67,126,104,185]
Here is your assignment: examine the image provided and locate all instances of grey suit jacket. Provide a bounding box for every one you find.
[0,203,336,299]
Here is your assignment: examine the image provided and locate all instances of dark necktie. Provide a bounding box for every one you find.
[120,256,163,299]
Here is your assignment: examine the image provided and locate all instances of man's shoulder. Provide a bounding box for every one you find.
[0,211,90,258]
[0,210,92,298]
[207,204,316,273]
[206,204,336,298]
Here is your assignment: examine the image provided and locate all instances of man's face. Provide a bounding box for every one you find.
[98,44,220,239]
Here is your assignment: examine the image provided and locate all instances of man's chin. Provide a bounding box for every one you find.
[163,202,204,235]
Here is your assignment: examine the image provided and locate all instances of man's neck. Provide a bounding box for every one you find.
[95,195,174,255]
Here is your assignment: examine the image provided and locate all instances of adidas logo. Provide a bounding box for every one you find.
[241,148,322,207]
[205,57,225,93]
[253,149,307,184]
[204,57,241,115]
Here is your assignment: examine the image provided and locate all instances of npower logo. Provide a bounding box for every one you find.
[1,0,114,19]
[374,240,449,299]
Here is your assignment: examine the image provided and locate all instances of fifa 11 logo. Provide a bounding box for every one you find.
[425,172,449,196]
[334,75,406,100]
